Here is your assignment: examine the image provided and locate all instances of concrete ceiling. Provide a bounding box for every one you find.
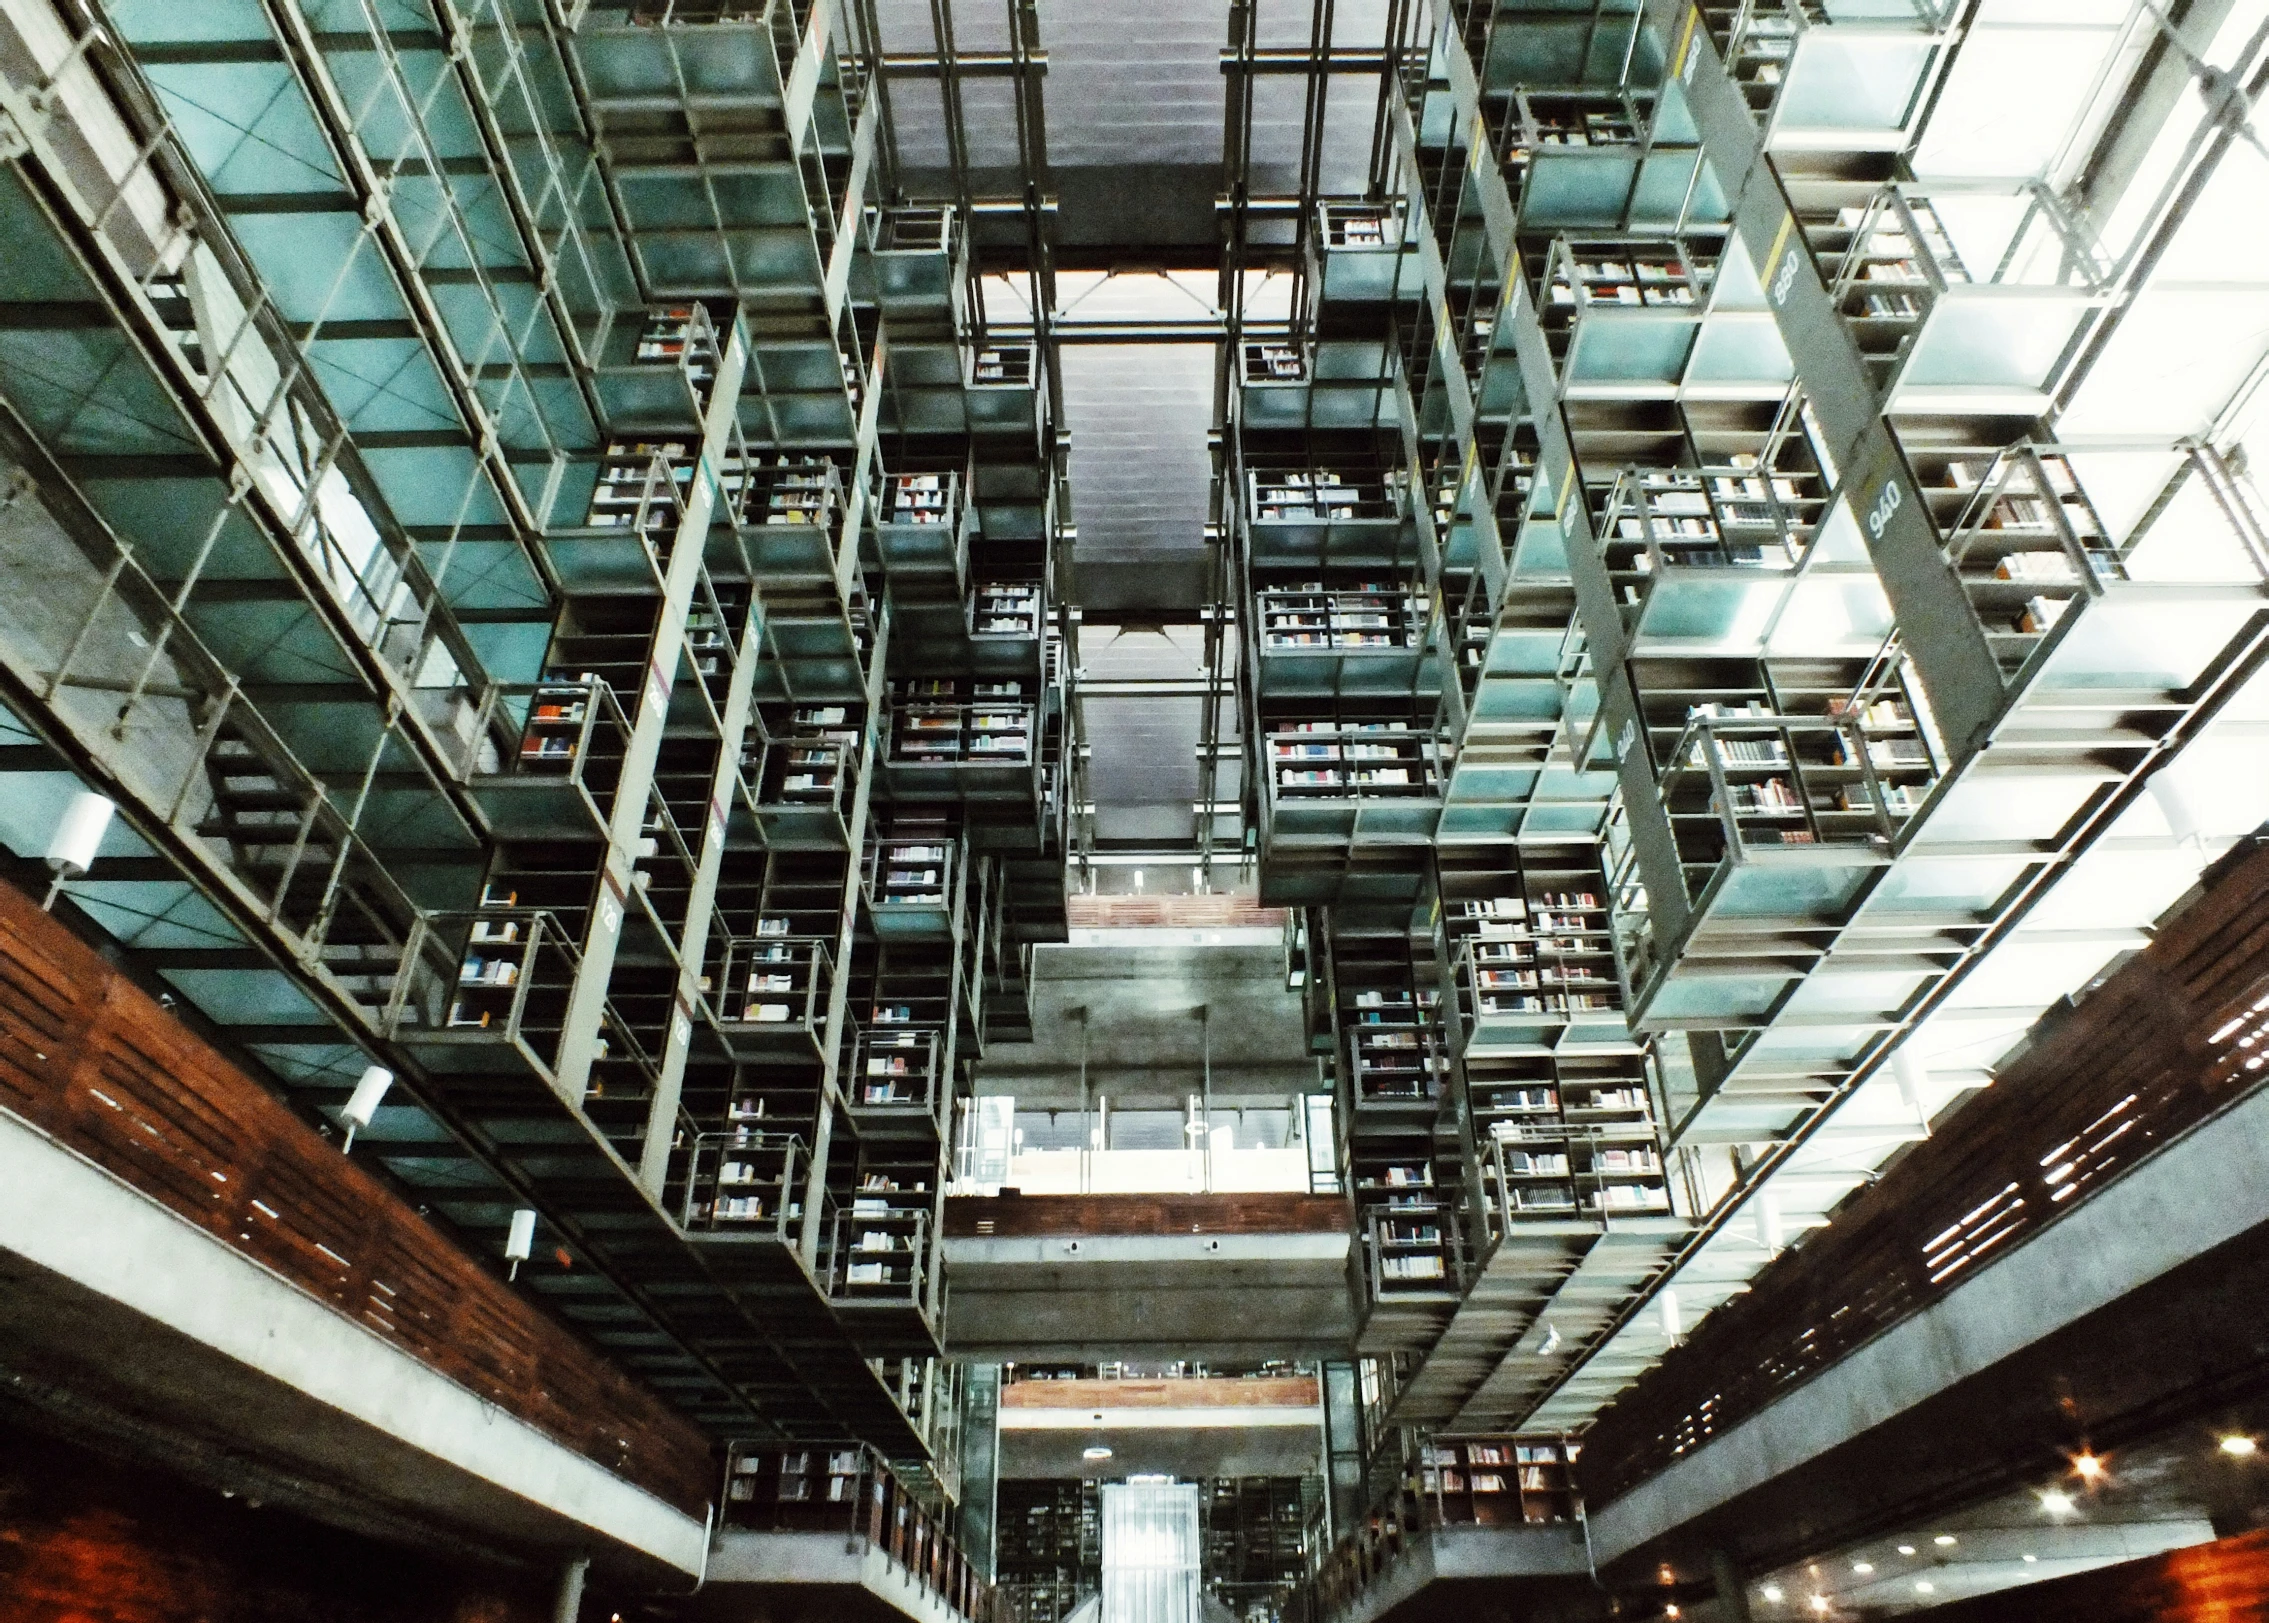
[877,0,1392,257]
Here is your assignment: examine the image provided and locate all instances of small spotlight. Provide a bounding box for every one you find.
[1852,1561,1873,1574]
[1933,1534,1958,1547]
[2040,1489,2076,1516]
[1760,1585,1784,1602]
[2073,1452,2106,1481]
[2222,1435,2259,1458]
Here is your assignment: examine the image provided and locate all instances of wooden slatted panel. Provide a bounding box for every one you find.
[1577,837,2269,1504]
[0,876,714,1514]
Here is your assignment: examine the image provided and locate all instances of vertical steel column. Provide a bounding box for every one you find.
[557,323,752,1105]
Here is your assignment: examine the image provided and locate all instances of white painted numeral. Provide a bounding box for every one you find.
[1865,477,1905,542]
[1771,245,1801,308]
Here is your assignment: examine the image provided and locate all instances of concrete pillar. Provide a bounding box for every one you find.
[1711,1550,1754,1623]
[553,1555,589,1623]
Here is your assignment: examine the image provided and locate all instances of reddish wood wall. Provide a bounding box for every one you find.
[1580,838,2269,1503]
[945,1191,1351,1238]
[0,877,714,1515]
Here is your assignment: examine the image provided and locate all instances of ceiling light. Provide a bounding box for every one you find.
[1760,1585,1784,1602]
[1933,1535,1957,1547]
[1852,1561,1873,1574]
[1082,1446,1113,1461]
[1809,1596,1830,1614]
[2022,1555,2038,1564]
[2222,1435,2258,1457]
[1915,1581,1935,1595]
[1896,1544,1916,1555]
[2040,1489,2075,1516]
[2072,1452,2106,1481]
[1665,1608,1679,1619]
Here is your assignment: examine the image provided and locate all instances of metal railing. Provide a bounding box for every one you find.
[1361,1202,1468,1299]
[713,935,834,1053]
[850,1027,945,1122]
[719,1441,993,1621]
[1576,837,2269,1502]
[1454,935,1625,1032]
[823,1202,933,1308]
[681,1129,807,1238]
[386,907,656,1098]
[1268,729,1448,802]
[1658,710,1939,873]
[469,678,635,799]
[1477,1126,1671,1237]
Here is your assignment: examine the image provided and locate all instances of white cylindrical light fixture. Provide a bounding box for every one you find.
[1892,1048,1931,1128]
[2149,765,2204,847]
[46,791,116,876]
[1659,1288,1683,1343]
[43,791,117,909]
[339,1064,394,1153]
[506,1207,538,1278]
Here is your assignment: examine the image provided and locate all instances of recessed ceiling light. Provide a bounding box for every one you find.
[1852,1561,1873,1574]
[1897,1545,1916,1556]
[1760,1585,1784,1602]
[1082,1446,1113,1461]
[2040,1489,2076,1516]
[2022,1554,2038,1564]
[1934,1535,1958,1547]
[2222,1435,2258,1457]
[1915,1580,1935,1594]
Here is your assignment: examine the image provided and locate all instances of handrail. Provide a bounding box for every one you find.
[720,1440,994,1621]
[680,1130,806,1239]
[1576,836,2269,1503]
[1658,709,1937,866]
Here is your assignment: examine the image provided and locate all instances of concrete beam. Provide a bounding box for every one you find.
[942,1232,1356,1361]
[1326,1525,1592,1623]
[706,1531,973,1623]
[0,1110,708,1582]
[1587,1081,2269,1566]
